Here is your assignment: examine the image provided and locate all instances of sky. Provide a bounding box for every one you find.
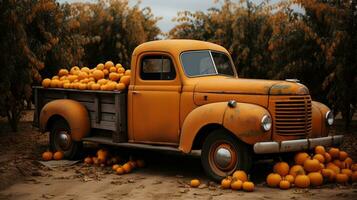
[58,0,266,33]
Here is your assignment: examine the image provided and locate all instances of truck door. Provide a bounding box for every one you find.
[130,53,181,145]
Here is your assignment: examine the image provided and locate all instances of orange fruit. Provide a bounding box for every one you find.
[221,177,232,189]
[117,67,125,74]
[81,67,90,73]
[122,163,132,173]
[42,151,53,161]
[105,61,114,69]
[314,145,326,155]
[190,179,200,188]
[273,162,290,176]
[120,75,130,86]
[232,170,248,182]
[96,63,104,70]
[109,66,117,73]
[242,181,254,192]
[231,179,243,190]
[266,173,281,187]
[109,72,120,81]
[42,78,51,88]
[116,83,126,91]
[53,151,64,160]
[116,167,125,175]
[58,69,69,77]
[112,164,120,171]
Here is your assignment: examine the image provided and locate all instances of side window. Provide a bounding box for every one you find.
[140,55,176,80]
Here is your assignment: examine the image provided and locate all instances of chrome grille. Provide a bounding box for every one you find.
[273,96,312,136]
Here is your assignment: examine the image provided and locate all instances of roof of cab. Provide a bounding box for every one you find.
[132,39,228,56]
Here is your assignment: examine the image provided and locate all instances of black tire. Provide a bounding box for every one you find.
[50,118,82,159]
[201,129,252,182]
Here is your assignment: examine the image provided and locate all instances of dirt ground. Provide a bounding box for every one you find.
[0,110,356,200]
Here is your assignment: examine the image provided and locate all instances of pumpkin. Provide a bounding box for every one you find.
[294,152,310,165]
[232,170,248,182]
[279,180,290,190]
[242,181,254,192]
[321,168,336,182]
[70,66,80,74]
[103,69,109,76]
[344,157,353,168]
[190,179,200,188]
[109,66,117,73]
[289,165,305,177]
[97,149,108,163]
[84,156,93,164]
[112,164,120,171]
[326,162,340,174]
[116,167,125,175]
[266,173,282,187]
[116,83,126,91]
[109,72,120,81]
[221,177,232,189]
[351,164,357,171]
[116,63,123,68]
[313,154,325,164]
[338,151,348,161]
[53,151,64,160]
[125,70,131,75]
[96,63,104,70]
[328,147,340,159]
[341,169,352,179]
[352,171,357,182]
[333,159,342,168]
[294,175,310,188]
[303,159,321,172]
[42,78,51,88]
[273,162,290,176]
[285,175,295,184]
[120,75,130,86]
[81,67,90,73]
[231,179,243,190]
[42,151,53,161]
[92,70,104,80]
[308,172,323,186]
[314,145,326,155]
[324,153,332,163]
[105,61,114,69]
[58,69,69,77]
[117,67,125,74]
[136,160,146,168]
[335,173,348,184]
[122,163,132,173]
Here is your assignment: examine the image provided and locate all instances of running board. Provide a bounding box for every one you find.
[82,136,182,153]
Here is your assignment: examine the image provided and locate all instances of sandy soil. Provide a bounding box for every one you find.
[0,111,356,200]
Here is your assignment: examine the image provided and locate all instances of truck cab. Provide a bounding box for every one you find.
[34,39,342,181]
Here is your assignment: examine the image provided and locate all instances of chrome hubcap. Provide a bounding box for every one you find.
[214,147,232,169]
[57,131,71,150]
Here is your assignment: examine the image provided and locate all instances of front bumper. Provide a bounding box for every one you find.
[253,135,343,154]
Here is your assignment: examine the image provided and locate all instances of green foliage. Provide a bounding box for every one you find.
[170,0,357,127]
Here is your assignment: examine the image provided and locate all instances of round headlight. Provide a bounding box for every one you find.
[326,111,334,126]
[261,115,272,131]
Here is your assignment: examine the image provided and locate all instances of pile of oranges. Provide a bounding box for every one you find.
[83,149,145,175]
[41,61,130,91]
[266,145,356,189]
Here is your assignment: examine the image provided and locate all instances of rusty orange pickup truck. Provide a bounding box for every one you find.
[33,39,342,181]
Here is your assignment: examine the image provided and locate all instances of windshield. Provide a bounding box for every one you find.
[180,50,235,77]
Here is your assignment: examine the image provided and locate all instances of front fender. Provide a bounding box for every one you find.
[39,99,90,141]
[311,101,330,137]
[179,102,271,153]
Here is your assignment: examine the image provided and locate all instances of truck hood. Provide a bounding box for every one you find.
[193,77,309,95]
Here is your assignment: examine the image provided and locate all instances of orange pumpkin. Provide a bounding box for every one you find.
[285,175,295,184]
[116,167,125,175]
[97,149,108,164]
[344,157,353,168]
[122,163,132,173]
[308,172,323,186]
[232,170,248,182]
[266,173,282,187]
[289,165,305,177]
[242,181,254,192]
[351,164,357,171]
[42,78,51,88]
[314,145,326,155]
[328,147,340,159]
[294,152,310,165]
[294,175,310,188]
[221,177,232,189]
[324,153,332,163]
[92,70,104,80]
[352,171,357,182]
[230,179,243,190]
[313,154,325,164]
[112,164,120,171]
[304,159,321,172]
[96,63,104,70]
[42,151,53,161]
[341,169,352,179]
[279,180,290,190]
[326,162,340,174]
[338,151,348,161]
[333,159,342,168]
[190,179,200,188]
[53,151,64,160]
[273,162,290,176]
[120,75,130,86]
[105,61,114,69]
[84,156,93,164]
[335,173,348,184]
[321,168,336,182]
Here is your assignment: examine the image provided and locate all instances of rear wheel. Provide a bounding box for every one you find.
[50,118,82,159]
[201,129,252,181]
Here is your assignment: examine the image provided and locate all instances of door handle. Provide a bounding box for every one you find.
[132,91,140,95]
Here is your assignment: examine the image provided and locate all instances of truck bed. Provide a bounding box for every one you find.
[32,86,127,142]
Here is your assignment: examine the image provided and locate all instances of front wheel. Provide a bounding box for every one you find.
[201,129,252,181]
[50,118,82,159]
